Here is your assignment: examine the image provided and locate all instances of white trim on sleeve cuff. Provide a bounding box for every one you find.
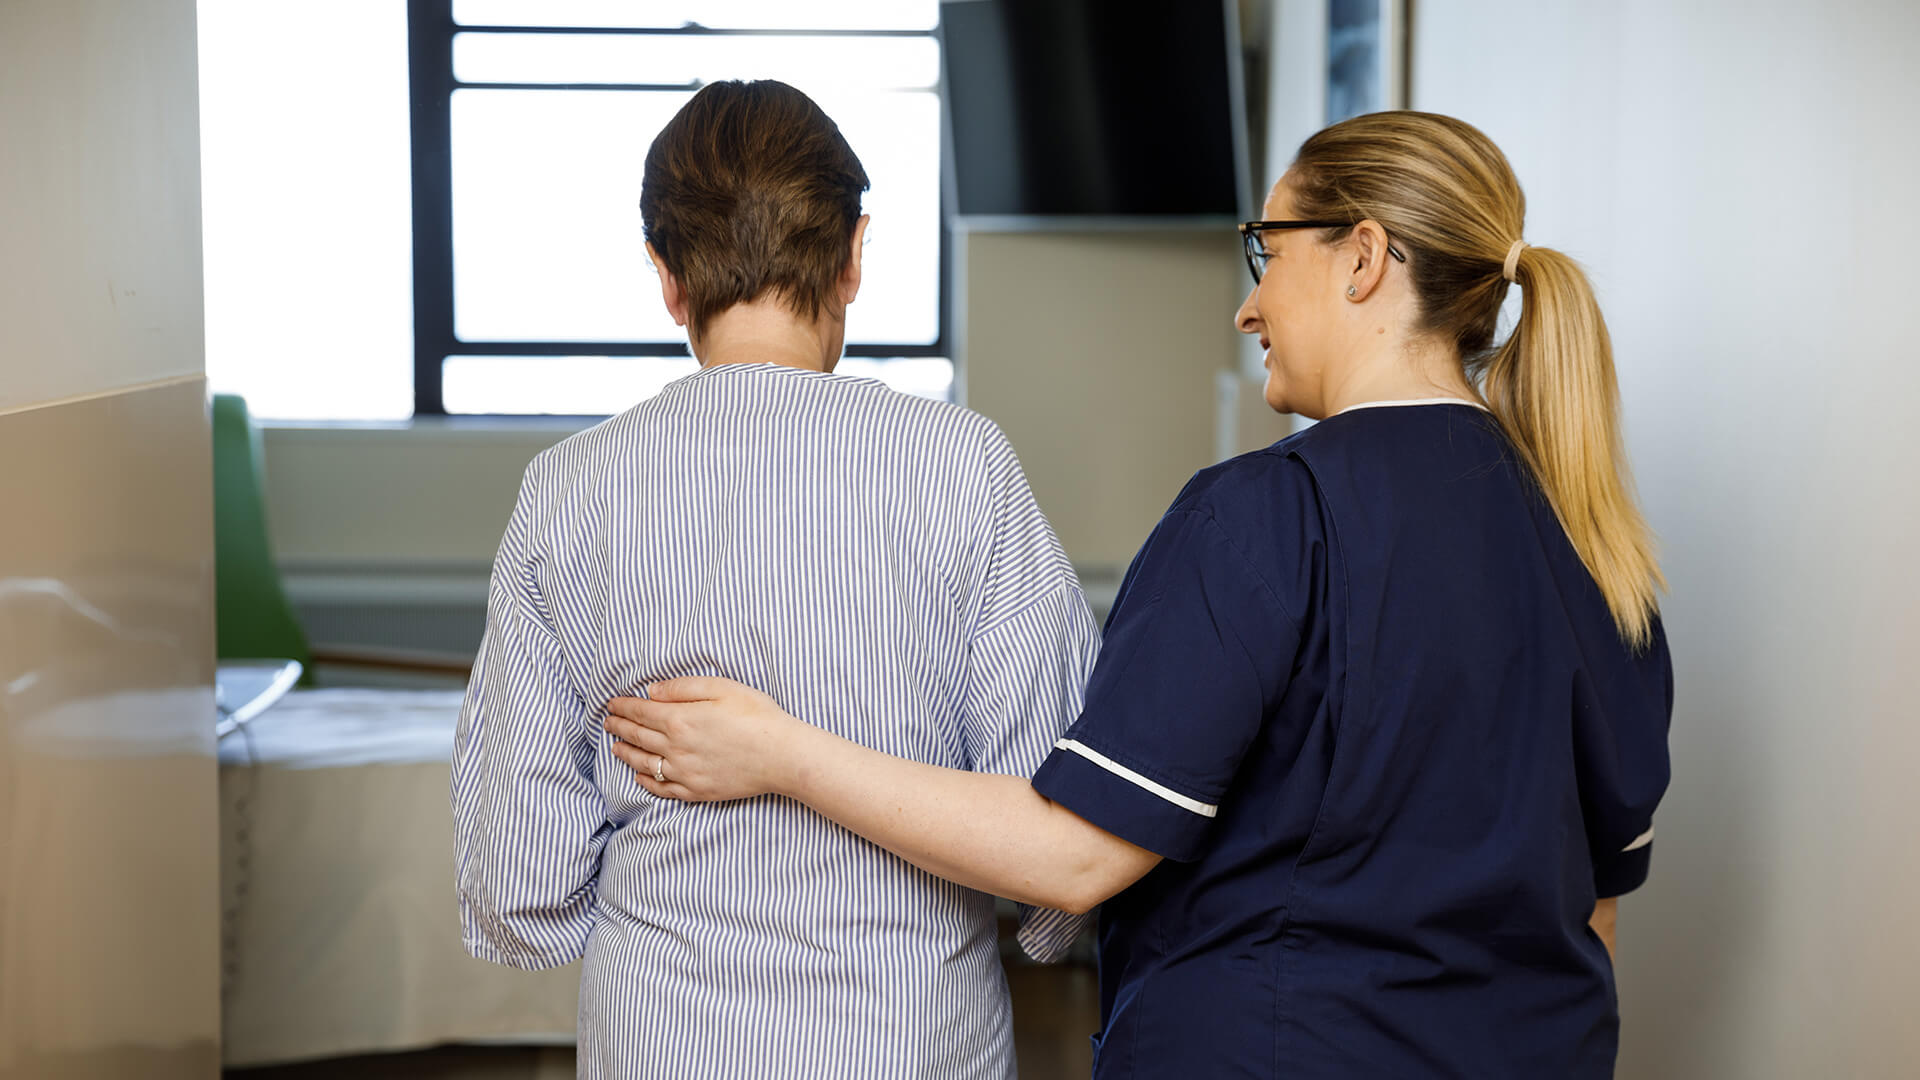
[1623,827,1655,852]
[1054,739,1219,818]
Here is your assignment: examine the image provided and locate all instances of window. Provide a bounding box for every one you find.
[199,0,950,421]
[416,0,949,414]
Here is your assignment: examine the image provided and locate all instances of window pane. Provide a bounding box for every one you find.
[451,89,681,344]
[443,355,698,413]
[454,31,939,89]
[453,0,938,32]
[834,357,954,401]
[450,87,939,346]
[443,355,951,414]
[198,0,414,420]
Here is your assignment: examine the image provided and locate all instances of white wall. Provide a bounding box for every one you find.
[1413,3,1920,1077]
[0,0,207,413]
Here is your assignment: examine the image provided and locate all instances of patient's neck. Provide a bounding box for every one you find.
[692,298,843,374]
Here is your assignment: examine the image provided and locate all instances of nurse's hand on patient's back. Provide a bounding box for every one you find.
[613,677,1163,912]
[605,678,802,802]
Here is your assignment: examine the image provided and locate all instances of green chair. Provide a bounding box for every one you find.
[212,393,315,683]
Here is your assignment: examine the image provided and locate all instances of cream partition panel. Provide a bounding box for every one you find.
[0,0,218,1076]
[0,383,218,1080]
[961,229,1247,572]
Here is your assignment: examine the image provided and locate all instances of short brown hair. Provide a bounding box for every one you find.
[639,80,870,337]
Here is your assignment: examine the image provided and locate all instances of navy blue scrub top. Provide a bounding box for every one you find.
[1031,401,1673,1079]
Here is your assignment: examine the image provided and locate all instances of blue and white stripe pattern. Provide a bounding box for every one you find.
[453,362,1099,1079]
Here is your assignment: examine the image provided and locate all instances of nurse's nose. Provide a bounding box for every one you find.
[1235,285,1262,337]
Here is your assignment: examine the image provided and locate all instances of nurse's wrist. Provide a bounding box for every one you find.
[772,717,839,803]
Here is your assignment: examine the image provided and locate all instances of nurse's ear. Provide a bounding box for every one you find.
[1342,219,1395,304]
[1336,219,1397,303]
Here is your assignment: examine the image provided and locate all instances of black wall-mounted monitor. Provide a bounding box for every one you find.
[940,0,1248,224]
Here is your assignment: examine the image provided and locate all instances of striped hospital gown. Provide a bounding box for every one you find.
[452,362,1099,1079]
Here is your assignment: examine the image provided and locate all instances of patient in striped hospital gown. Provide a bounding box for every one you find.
[451,80,1096,1079]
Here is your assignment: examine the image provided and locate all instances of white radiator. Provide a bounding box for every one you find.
[282,560,490,660]
[282,560,1122,660]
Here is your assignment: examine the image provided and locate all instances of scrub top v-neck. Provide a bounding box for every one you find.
[1032,400,1673,1079]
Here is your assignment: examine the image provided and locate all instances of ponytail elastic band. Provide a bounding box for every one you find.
[1502,239,1528,283]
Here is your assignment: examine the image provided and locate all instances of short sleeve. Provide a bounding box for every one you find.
[1592,833,1653,898]
[1031,508,1300,862]
[957,424,1102,960]
[956,426,1099,779]
[1578,617,1675,898]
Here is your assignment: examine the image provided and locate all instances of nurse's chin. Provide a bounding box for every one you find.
[1262,379,1298,417]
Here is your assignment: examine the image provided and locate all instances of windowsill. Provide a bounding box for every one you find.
[258,414,605,439]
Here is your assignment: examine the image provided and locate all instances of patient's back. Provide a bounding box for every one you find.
[462,361,1096,1080]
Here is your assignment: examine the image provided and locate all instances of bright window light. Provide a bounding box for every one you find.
[451,0,939,32]
[442,355,950,415]
[443,355,699,414]
[452,32,940,89]
[197,0,415,421]
[450,85,940,346]
[835,357,955,400]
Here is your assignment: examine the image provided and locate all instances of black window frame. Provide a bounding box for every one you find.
[405,0,953,417]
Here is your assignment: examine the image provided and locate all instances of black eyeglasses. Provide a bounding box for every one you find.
[1238,220,1407,286]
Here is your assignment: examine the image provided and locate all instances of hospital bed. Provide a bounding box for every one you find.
[218,688,578,1067]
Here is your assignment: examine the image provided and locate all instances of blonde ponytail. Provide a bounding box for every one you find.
[1289,112,1664,648]
[1482,245,1665,648]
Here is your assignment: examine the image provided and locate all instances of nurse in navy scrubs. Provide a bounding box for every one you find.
[604,111,1673,1078]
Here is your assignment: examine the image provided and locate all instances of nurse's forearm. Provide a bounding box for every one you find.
[1590,896,1618,959]
[777,722,1160,914]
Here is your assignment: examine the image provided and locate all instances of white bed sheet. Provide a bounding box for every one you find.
[218,689,580,1067]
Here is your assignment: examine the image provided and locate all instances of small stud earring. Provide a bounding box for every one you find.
[1347,285,1358,298]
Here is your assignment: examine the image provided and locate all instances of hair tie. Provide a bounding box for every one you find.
[1502,239,1528,283]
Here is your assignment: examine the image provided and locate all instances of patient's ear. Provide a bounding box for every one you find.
[839,215,869,307]
[645,242,690,328]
